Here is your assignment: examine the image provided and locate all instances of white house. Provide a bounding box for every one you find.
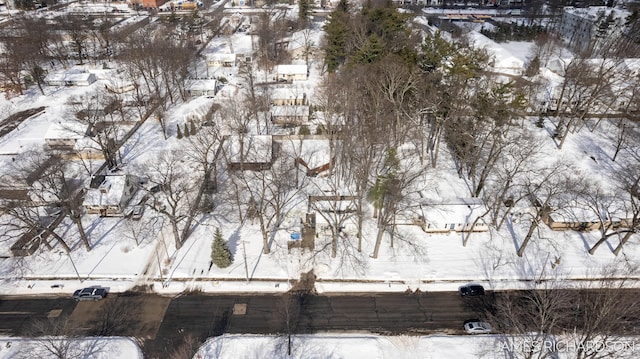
[206,53,236,67]
[270,105,310,125]
[270,87,307,106]
[275,64,308,81]
[467,31,525,76]
[44,69,97,87]
[419,197,489,233]
[186,79,219,97]
[44,121,89,149]
[557,7,630,51]
[83,174,139,216]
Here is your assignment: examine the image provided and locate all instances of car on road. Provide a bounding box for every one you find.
[464,321,492,334]
[459,284,485,297]
[72,287,108,301]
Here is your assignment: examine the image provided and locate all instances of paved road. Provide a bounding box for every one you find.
[0,291,485,358]
[0,297,77,336]
[143,292,477,358]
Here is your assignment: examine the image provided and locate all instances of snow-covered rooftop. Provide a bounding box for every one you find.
[83,175,128,207]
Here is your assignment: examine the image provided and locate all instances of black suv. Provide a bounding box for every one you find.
[459,284,485,297]
[72,287,108,301]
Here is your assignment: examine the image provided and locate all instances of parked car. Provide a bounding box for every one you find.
[464,321,492,334]
[72,287,108,301]
[459,284,485,297]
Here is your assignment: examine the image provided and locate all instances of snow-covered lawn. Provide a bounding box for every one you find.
[0,15,638,299]
[195,334,639,359]
[0,337,142,359]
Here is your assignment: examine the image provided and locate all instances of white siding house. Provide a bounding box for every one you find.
[83,175,139,216]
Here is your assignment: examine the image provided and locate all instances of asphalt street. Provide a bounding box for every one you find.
[0,291,478,358]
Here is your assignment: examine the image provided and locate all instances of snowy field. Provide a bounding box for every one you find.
[195,334,640,359]
[0,337,142,359]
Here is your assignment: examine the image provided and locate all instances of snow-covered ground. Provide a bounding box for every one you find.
[0,337,142,359]
[195,334,639,359]
[0,12,638,300]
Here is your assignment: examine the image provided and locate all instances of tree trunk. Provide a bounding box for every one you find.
[356,201,363,252]
[517,218,539,257]
[613,231,635,256]
[331,231,337,258]
[171,219,182,249]
[371,224,384,259]
[588,229,614,255]
[259,212,270,254]
[496,205,512,231]
[73,215,91,251]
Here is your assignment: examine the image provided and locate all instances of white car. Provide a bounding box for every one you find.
[464,321,492,334]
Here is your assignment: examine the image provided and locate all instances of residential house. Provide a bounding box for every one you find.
[542,205,633,232]
[186,78,219,97]
[130,0,168,8]
[206,53,236,68]
[468,31,524,76]
[419,197,489,233]
[275,64,308,82]
[44,69,96,87]
[44,121,89,150]
[278,137,333,177]
[270,105,310,126]
[557,7,630,52]
[270,87,307,106]
[225,135,275,171]
[82,174,139,216]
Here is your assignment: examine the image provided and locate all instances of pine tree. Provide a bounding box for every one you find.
[190,121,197,135]
[211,228,233,268]
[299,0,310,24]
[176,124,183,139]
[183,122,190,137]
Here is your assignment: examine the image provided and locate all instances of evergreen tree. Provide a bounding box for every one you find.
[183,122,190,137]
[190,121,197,135]
[211,228,233,268]
[323,12,349,72]
[337,0,348,12]
[298,0,310,24]
[524,55,541,77]
[176,124,183,139]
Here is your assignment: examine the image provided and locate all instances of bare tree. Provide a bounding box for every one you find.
[89,297,142,336]
[488,281,574,359]
[58,15,93,65]
[517,164,582,257]
[26,317,83,359]
[147,150,200,249]
[567,263,640,359]
[67,89,125,170]
[10,151,91,251]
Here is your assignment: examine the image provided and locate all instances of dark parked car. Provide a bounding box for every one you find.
[72,287,108,301]
[459,284,485,297]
